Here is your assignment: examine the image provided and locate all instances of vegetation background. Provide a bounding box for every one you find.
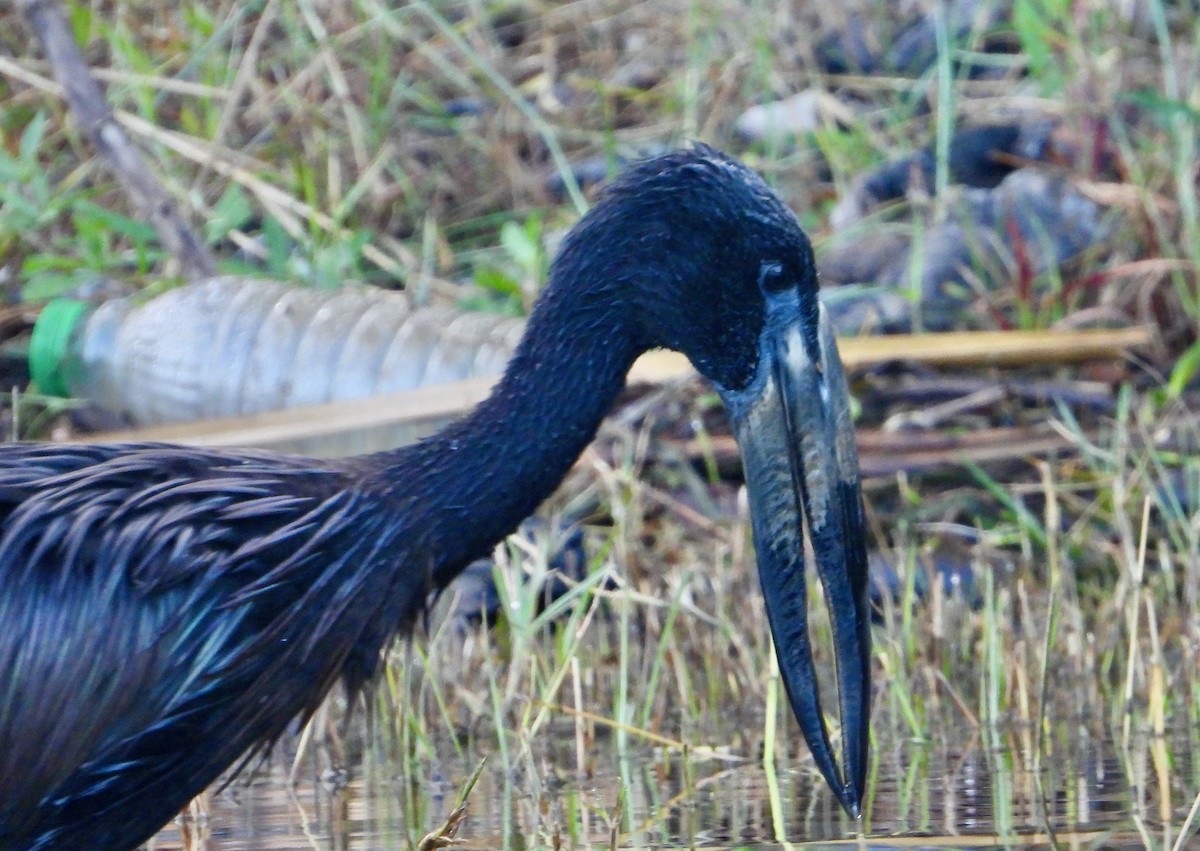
[1,0,1198,848]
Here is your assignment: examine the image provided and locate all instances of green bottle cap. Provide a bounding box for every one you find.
[29,298,90,398]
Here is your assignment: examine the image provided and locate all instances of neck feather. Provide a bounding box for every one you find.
[367,271,640,586]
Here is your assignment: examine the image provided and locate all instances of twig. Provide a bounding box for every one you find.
[17,0,216,280]
[870,374,1114,411]
[680,425,1080,480]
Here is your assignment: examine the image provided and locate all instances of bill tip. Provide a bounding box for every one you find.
[842,786,862,820]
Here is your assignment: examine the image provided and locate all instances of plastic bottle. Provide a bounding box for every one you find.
[30,277,526,426]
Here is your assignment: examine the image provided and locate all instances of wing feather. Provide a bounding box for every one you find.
[0,443,416,850]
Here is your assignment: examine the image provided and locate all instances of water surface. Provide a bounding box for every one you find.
[150,720,1197,849]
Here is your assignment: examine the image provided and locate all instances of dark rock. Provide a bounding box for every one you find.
[832,122,1058,228]
[821,166,1111,332]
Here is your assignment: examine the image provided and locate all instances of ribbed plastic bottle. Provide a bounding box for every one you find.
[30,277,526,426]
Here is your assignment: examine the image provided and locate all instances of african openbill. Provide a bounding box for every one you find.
[0,147,871,850]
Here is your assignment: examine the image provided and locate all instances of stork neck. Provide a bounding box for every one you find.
[373,277,641,584]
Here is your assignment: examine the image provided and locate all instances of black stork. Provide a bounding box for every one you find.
[0,147,871,850]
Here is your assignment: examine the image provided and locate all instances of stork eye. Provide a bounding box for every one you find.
[758,260,789,293]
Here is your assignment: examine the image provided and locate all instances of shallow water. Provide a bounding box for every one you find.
[150,720,1198,850]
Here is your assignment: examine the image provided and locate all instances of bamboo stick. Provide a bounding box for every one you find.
[836,326,1151,370]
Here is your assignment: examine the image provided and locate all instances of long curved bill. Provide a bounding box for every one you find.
[719,291,871,817]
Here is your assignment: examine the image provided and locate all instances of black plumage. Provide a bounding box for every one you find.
[0,147,871,849]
